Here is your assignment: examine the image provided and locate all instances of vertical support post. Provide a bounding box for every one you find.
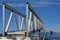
[32,14,35,32]
[37,19,39,31]
[34,16,36,31]
[13,12,19,30]
[36,18,38,31]
[31,21,33,31]
[40,21,43,29]
[38,19,39,30]
[39,21,43,32]
[21,17,24,30]
[41,23,43,29]
[2,4,5,36]
[38,19,40,37]
[18,15,21,30]
[26,3,29,36]
[39,21,41,31]
[5,12,13,32]
[28,11,32,32]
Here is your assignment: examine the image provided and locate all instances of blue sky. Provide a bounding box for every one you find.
[0,0,60,32]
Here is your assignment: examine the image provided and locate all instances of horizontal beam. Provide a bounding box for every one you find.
[26,2,43,23]
[7,30,25,35]
[3,3,43,23]
[0,30,26,36]
[3,3,26,17]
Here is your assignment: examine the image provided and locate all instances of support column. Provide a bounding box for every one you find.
[2,4,5,36]
[36,18,38,31]
[28,11,32,32]
[34,16,36,31]
[26,3,29,36]
[38,19,39,30]
[18,15,21,30]
[13,12,19,30]
[31,21,33,31]
[32,14,35,32]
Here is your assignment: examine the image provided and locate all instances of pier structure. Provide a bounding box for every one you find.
[0,2,43,40]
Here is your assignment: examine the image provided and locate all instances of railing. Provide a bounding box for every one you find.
[26,2,43,36]
[2,3,26,36]
[2,2,43,37]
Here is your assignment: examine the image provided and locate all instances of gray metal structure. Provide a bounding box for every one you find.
[1,2,43,40]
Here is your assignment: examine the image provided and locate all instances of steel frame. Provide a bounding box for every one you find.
[2,3,43,37]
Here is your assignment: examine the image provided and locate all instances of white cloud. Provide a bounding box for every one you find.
[34,1,60,5]
[7,3,25,7]
[31,1,60,7]
[1,0,60,7]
